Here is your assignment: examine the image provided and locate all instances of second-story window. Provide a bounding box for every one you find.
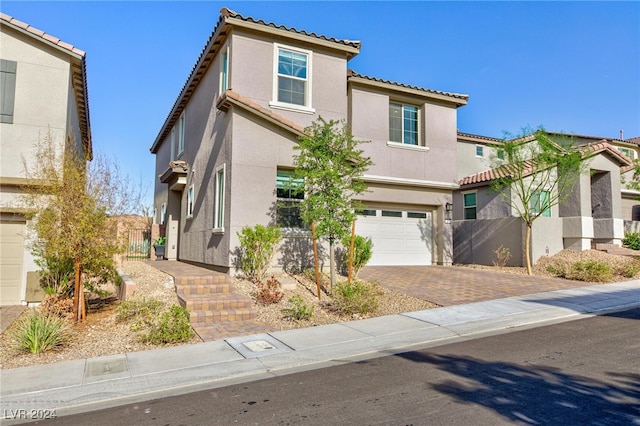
[476,145,484,157]
[272,45,312,111]
[389,102,419,145]
[220,47,229,93]
[177,112,185,156]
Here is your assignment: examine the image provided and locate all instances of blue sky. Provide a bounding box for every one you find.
[2,1,639,207]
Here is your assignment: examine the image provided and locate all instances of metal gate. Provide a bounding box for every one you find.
[127,228,151,261]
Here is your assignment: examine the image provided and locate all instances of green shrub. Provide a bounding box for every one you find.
[281,295,314,321]
[116,299,165,323]
[566,261,613,282]
[34,255,74,297]
[546,263,567,277]
[10,309,71,354]
[140,305,194,345]
[620,262,640,278]
[255,275,284,304]
[623,232,640,250]
[332,280,380,315]
[237,225,282,282]
[341,235,373,277]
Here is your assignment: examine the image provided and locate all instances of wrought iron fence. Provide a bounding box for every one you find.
[127,228,151,261]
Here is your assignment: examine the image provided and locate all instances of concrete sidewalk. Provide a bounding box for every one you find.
[1,280,639,424]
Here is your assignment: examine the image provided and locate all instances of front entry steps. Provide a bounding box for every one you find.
[174,272,273,341]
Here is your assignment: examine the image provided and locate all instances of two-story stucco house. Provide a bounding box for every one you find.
[0,14,92,305]
[150,8,468,274]
[453,131,634,266]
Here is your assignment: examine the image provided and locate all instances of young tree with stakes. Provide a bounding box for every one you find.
[293,117,372,289]
[490,127,585,275]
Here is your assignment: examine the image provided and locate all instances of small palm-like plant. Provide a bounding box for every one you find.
[10,309,71,354]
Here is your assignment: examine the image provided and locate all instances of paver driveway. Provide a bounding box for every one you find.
[359,265,594,307]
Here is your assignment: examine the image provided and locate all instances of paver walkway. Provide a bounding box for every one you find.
[359,265,595,307]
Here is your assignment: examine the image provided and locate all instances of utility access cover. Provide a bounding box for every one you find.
[225,334,292,359]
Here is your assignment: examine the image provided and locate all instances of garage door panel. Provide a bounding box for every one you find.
[357,209,432,266]
[1,222,25,305]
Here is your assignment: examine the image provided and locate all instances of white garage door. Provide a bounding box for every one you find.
[356,208,432,266]
[0,221,25,305]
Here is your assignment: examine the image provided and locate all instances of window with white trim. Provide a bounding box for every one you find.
[160,203,166,225]
[177,112,185,156]
[186,184,194,218]
[214,164,225,232]
[271,45,312,111]
[463,192,477,220]
[476,145,484,157]
[220,47,229,93]
[618,147,636,159]
[530,190,551,217]
[389,102,419,145]
[276,170,305,228]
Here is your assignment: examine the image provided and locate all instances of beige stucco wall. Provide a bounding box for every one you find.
[230,29,348,125]
[456,141,501,179]
[348,84,459,185]
[0,25,73,179]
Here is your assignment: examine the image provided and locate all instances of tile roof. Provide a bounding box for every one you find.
[457,131,502,144]
[459,141,632,186]
[625,136,640,146]
[216,90,306,136]
[1,13,92,159]
[0,13,86,57]
[221,8,361,50]
[348,70,469,103]
[151,8,361,153]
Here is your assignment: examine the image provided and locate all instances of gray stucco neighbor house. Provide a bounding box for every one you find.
[150,8,468,273]
[453,132,636,267]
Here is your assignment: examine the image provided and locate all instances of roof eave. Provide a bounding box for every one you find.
[348,75,468,107]
[227,17,361,59]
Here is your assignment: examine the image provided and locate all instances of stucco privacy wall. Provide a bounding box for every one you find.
[0,25,71,180]
[348,85,459,184]
[453,218,524,266]
[231,29,349,123]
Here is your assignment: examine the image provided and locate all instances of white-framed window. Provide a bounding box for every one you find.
[618,147,636,159]
[177,112,185,157]
[160,203,166,225]
[531,190,551,217]
[276,170,305,228]
[214,164,225,232]
[270,44,313,113]
[389,102,419,145]
[497,148,505,160]
[186,184,194,218]
[463,192,477,220]
[220,46,229,93]
[476,145,484,157]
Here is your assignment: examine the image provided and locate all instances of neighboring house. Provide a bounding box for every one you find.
[150,8,468,274]
[453,132,634,266]
[0,14,92,305]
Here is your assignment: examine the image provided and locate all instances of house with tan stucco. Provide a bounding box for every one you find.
[0,13,92,305]
[150,8,468,274]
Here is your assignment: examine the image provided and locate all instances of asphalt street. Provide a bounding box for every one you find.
[32,307,640,426]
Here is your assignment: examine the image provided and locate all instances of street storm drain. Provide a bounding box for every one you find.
[225,334,292,359]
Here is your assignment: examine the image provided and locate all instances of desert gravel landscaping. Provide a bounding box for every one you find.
[1,249,637,370]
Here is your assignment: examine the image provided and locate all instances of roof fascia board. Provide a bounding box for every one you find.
[349,76,468,106]
[227,17,360,58]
